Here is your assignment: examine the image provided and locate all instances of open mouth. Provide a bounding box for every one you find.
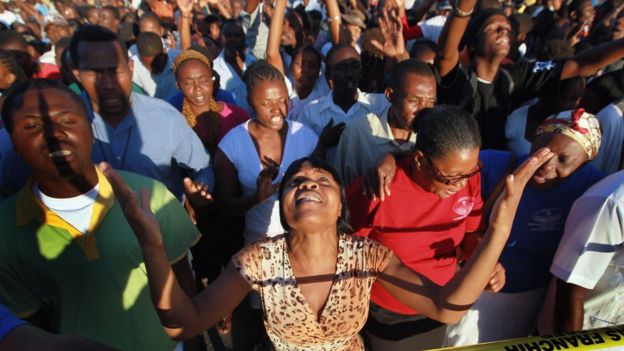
[269,115,283,125]
[48,150,72,158]
[495,37,510,47]
[295,191,322,205]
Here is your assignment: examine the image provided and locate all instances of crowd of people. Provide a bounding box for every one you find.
[0,0,622,349]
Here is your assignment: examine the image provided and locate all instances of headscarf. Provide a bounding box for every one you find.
[535,108,602,160]
[173,50,222,154]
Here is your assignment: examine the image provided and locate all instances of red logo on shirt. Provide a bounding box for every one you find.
[453,196,475,220]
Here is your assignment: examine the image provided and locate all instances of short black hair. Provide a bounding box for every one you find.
[291,44,322,71]
[389,59,434,92]
[103,5,121,20]
[278,157,352,234]
[139,12,162,29]
[326,43,357,65]
[1,79,86,133]
[0,30,28,51]
[203,14,223,28]
[414,105,482,159]
[137,31,163,57]
[410,38,437,59]
[69,25,127,68]
[325,43,358,77]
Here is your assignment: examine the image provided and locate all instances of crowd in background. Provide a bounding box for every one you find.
[0,0,623,349]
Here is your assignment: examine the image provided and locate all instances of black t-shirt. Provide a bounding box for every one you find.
[436,60,563,150]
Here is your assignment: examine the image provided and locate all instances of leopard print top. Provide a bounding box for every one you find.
[233,233,393,351]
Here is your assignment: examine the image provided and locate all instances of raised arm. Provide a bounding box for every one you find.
[101,163,251,341]
[436,0,477,77]
[177,0,193,50]
[561,38,624,79]
[407,0,436,25]
[326,0,342,44]
[371,4,410,63]
[206,0,234,19]
[266,0,287,74]
[377,148,554,323]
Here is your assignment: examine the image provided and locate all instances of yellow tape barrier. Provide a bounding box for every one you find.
[430,325,624,351]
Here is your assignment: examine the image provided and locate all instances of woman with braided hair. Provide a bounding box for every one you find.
[172,49,250,154]
[214,59,322,349]
[0,50,27,98]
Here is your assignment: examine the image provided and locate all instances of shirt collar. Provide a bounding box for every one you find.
[373,107,393,145]
[373,107,417,147]
[320,89,374,114]
[16,166,115,234]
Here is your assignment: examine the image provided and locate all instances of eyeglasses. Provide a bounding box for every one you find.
[425,155,482,185]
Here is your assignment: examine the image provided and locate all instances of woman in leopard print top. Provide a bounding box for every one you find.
[105,148,554,350]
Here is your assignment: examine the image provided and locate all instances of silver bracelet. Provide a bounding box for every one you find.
[328,15,341,22]
[452,5,473,18]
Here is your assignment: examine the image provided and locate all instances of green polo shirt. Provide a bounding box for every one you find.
[0,168,200,351]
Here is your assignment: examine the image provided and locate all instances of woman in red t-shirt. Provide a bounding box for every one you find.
[347,105,503,350]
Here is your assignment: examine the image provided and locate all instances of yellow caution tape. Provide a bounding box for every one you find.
[430,325,624,351]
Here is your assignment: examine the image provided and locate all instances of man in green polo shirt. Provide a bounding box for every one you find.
[0,79,200,350]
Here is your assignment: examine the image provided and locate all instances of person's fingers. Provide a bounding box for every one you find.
[511,147,553,187]
[264,156,279,168]
[183,177,195,191]
[383,173,392,198]
[100,162,130,201]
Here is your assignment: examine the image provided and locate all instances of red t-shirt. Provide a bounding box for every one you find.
[401,15,423,40]
[347,158,484,315]
[35,63,61,80]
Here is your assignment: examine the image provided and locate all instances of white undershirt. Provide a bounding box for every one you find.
[34,183,99,235]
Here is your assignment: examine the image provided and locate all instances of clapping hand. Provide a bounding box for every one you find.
[363,153,397,201]
[319,119,346,148]
[255,157,281,204]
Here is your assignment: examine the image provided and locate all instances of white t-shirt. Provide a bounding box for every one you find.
[34,183,99,235]
[218,120,318,244]
[592,101,624,174]
[550,171,624,329]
